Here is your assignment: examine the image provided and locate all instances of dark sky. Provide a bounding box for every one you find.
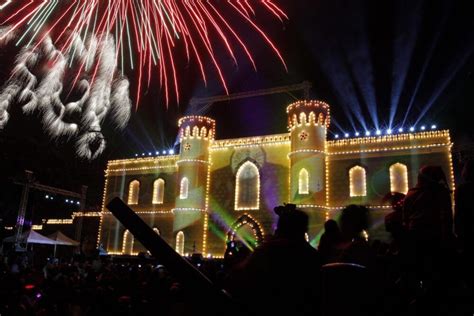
[1,0,473,216]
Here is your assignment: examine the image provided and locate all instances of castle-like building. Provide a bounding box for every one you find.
[98,100,454,257]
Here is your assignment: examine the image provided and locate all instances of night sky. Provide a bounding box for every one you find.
[1,0,473,221]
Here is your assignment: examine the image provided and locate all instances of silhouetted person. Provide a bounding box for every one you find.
[383,192,406,253]
[337,205,373,268]
[402,165,454,302]
[403,166,453,245]
[224,239,251,269]
[228,204,321,316]
[318,219,341,263]
[455,160,474,288]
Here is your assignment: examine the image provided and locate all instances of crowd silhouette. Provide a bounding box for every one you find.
[1,163,473,315]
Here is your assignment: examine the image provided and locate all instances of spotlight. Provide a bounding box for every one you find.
[65,199,69,203]
[376,130,382,136]
[365,131,371,136]
[169,149,175,155]
[335,134,339,139]
[148,152,152,156]
[386,129,392,135]
[51,197,54,200]
[398,128,404,133]
[431,124,437,129]
[410,127,415,132]
[134,154,138,157]
[45,195,49,199]
[355,132,360,137]
[162,150,167,155]
[142,153,145,156]
[344,133,349,138]
[156,151,159,155]
[76,201,80,205]
[421,125,426,131]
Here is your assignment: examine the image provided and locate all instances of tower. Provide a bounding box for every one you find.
[287,100,330,206]
[173,116,215,254]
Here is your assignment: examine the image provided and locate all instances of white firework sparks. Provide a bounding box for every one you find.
[0,27,131,160]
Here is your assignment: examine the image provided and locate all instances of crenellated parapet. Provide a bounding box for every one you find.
[178,116,216,141]
[287,100,330,130]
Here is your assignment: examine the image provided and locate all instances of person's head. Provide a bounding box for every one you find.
[417,165,448,188]
[462,160,474,182]
[324,219,340,234]
[274,204,308,240]
[339,205,369,240]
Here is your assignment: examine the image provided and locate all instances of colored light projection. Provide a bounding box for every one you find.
[97,101,455,257]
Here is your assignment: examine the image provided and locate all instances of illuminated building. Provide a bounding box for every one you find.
[98,100,455,256]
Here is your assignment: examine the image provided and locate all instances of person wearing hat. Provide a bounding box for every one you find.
[227,204,321,316]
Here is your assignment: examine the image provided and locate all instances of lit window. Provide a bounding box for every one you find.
[235,161,260,210]
[390,163,408,194]
[176,231,184,255]
[127,180,140,205]
[299,168,309,194]
[153,227,160,235]
[122,230,134,255]
[152,178,165,204]
[180,177,189,199]
[349,166,367,197]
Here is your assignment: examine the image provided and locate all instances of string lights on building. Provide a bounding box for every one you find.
[228,213,265,247]
[152,179,165,205]
[97,99,454,258]
[234,161,261,211]
[389,163,409,194]
[44,219,74,225]
[349,166,367,197]
[298,168,310,194]
[334,124,440,140]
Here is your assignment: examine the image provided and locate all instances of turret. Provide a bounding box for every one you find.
[173,116,215,254]
[287,100,330,205]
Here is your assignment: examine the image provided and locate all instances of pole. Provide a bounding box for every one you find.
[74,185,88,249]
[15,170,34,249]
[106,198,240,314]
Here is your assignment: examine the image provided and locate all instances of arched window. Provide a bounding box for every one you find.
[176,231,184,255]
[390,163,409,194]
[122,230,134,255]
[349,166,367,197]
[127,180,140,205]
[152,178,165,204]
[153,227,160,235]
[180,177,189,199]
[235,161,260,210]
[299,168,309,194]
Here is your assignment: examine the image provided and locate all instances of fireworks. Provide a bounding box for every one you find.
[0,27,132,159]
[0,1,286,160]
[0,0,287,105]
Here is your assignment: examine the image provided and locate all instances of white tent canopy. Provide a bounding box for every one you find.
[47,231,79,246]
[3,230,57,245]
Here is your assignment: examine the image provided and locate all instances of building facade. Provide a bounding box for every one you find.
[98,100,455,256]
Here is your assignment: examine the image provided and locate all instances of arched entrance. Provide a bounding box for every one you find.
[227,214,264,250]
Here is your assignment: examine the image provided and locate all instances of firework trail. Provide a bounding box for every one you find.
[0,1,286,159]
[0,27,131,159]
